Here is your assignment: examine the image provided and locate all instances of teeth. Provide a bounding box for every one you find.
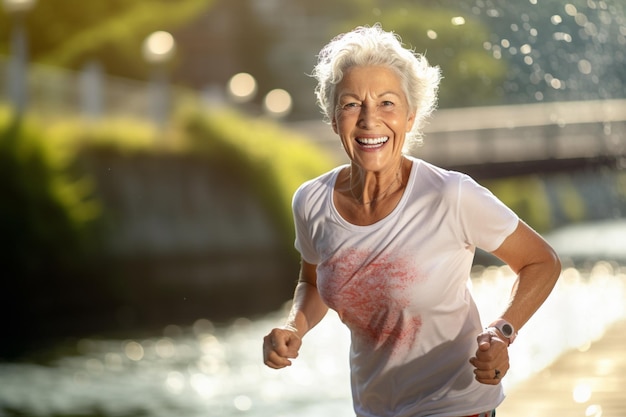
[356,136,389,145]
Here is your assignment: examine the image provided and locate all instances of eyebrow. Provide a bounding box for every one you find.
[337,91,402,101]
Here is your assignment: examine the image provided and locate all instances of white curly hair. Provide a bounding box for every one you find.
[311,24,442,148]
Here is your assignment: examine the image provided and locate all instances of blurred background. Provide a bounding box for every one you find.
[0,0,625,416]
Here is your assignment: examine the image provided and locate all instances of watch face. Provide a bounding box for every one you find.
[501,323,513,337]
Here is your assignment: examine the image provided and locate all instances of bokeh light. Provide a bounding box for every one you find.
[585,404,603,417]
[451,16,466,26]
[123,340,144,361]
[573,380,593,403]
[263,88,292,118]
[141,31,176,65]
[2,0,37,13]
[233,395,253,411]
[228,72,257,103]
[165,371,185,395]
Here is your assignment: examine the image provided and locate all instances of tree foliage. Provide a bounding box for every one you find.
[336,1,507,107]
[0,0,214,78]
[2,0,623,113]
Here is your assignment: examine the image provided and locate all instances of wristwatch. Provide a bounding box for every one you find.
[489,319,517,345]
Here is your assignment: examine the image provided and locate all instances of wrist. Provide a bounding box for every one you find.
[281,324,302,339]
[487,319,517,345]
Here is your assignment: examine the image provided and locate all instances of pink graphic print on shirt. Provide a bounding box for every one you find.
[318,248,424,354]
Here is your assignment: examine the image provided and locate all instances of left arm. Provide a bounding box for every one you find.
[471,220,561,384]
[491,219,561,331]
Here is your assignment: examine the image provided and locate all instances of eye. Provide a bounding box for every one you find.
[381,100,395,107]
[342,102,360,111]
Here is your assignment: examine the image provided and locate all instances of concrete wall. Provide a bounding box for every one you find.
[81,150,298,323]
[290,99,626,173]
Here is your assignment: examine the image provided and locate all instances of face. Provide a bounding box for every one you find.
[332,65,416,172]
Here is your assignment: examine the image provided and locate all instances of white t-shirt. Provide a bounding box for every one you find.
[292,157,519,417]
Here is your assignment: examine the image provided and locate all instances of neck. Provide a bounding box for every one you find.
[349,158,405,205]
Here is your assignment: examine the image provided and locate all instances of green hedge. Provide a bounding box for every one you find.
[0,110,109,358]
[183,107,335,248]
[483,175,553,233]
[0,105,335,356]
[0,112,101,278]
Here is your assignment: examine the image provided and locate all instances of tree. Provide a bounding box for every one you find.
[0,0,214,79]
[337,0,508,107]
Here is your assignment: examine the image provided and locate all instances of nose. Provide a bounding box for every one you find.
[358,103,379,129]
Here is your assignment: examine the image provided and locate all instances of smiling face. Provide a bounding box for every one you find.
[332,65,416,173]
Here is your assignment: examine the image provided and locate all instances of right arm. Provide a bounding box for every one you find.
[263,259,328,369]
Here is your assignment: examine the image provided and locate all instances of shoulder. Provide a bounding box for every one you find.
[292,165,344,209]
[409,157,470,196]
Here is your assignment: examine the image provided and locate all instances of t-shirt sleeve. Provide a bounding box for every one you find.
[456,174,519,252]
[292,185,320,264]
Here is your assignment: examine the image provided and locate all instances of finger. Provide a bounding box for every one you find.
[469,357,491,372]
[263,339,292,369]
[264,350,293,368]
[471,354,510,374]
[474,338,509,363]
[475,375,500,385]
[473,367,506,385]
[474,347,506,364]
[271,332,301,359]
[476,332,492,351]
[284,335,302,359]
[485,332,509,349]
[474,367,505,380]
[263,331,302,368]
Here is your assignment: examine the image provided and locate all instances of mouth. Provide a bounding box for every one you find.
[355,136,389,149]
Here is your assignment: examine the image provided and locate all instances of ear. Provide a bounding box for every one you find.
[406,111,416,132]
[331,117,338,134]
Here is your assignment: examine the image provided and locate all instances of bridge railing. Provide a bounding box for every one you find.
[2,56,625,170]
[0,56,195,123]
[289,99,626,169]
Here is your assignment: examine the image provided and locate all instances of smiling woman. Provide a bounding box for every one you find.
[331,65,414,211]
[312,26,440,149]
[262,24,561,417]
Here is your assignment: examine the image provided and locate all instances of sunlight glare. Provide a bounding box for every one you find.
[586,404,603,417]
[165,371,185,395]
[155,338,176,359]
[190,373,217,398]
[233,395,253,411]
[123,340,144,361]
[264,89,292,117]
[573,380,593,403]
[451,16,466,26]
[228,73,257,103]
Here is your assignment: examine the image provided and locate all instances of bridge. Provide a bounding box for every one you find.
[3,56,623,180]
[288,99,626,179]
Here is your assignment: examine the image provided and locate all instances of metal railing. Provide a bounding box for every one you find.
[2,56,625,170]
[289,99,626,167]
[0,56,192,123]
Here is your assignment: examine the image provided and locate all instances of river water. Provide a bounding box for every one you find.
[2,220,626,417]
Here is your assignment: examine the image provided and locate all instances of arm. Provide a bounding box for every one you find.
[263,259,329,369]
[491,219,561,331]
[471,220,561,384]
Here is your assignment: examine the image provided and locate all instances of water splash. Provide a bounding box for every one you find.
[460,0,626,103]
[0,258,624,417]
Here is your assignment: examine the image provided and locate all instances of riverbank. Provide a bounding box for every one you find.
[2,259,624,417]
[498,318,626,417]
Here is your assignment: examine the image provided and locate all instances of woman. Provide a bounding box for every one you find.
[263,25,561,417]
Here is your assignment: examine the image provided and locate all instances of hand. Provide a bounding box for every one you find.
[469,330,510,385]
[263,326,302,369]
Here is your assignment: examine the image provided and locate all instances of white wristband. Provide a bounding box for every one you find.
[488,319,517,345]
